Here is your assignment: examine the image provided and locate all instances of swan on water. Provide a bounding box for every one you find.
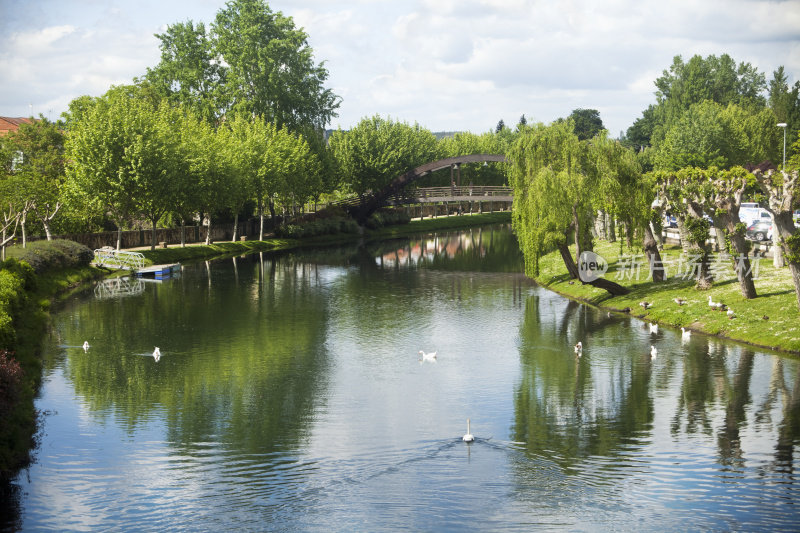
[681,327,691,339]
[153,347,161,362]
[649,323,658,334]
[650,345,657,359]
[82,341,90,352]
[574,341,582,355]
[419,350,437,361]
[462,419,475,442]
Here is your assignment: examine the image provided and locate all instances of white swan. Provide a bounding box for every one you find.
[462,419,475,442]
[681,327,691,339]
[82,341,90,352]
[153,347,161,362]
[649,323,658,334]
[650,345,657,359]
[419,350,437,362]
[574,341,582,355]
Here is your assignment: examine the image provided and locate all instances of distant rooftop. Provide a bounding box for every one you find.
[0,116,34,136]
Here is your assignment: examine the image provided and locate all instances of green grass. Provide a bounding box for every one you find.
[535,240,800,355]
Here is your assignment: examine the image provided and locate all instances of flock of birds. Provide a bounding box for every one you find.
[80,341,162,362]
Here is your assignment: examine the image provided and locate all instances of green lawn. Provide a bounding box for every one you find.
[535,240,800,355]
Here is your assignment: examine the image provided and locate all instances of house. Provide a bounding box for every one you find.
[0,116,34,136]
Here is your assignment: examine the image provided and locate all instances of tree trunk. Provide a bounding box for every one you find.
[258,199,265,241]
[587,276,630,296]
[676,215,691,253]
[772,230,785,268]
[205,215,212,245]
[181,224,186,248]
[723,214,757,299]
[43,220,52,241]
[643,224,665,282]
[774,213,800,309]
[21,210,26,248]
[116,225,122,250]
[608,217,616,243]
[558,243,580,279]
[151,217,157,251]
[232,212,239,242]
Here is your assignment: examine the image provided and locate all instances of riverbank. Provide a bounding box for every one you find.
[125,211,513,266]
[533,240,800,355]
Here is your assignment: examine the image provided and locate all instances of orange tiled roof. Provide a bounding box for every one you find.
[0,117,34,136]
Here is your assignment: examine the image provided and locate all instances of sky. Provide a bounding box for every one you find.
[1,0,799,137]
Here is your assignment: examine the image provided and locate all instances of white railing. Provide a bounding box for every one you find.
[93,247,145,271]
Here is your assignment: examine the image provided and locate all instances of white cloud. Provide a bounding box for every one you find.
[1,0,799,134]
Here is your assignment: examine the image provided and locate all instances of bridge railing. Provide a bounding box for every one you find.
[93,247,145,271]
[414,186,512,199]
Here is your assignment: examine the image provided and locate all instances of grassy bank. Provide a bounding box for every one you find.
[534,240,800,355]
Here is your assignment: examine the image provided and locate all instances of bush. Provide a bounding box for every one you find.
[0,264,30,350]
[0,350,23,421]
[6,239,93,273]
[276,216,361,239]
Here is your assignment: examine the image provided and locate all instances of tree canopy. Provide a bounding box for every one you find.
[144,0,340,131]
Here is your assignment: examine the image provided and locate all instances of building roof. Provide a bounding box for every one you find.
[0,117,34,136]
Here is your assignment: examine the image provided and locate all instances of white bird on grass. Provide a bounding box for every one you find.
[419,350,437,362]
[727,308,736,319]
[708,296,725,310]
[82,341,90,352]
[462,419,475,443]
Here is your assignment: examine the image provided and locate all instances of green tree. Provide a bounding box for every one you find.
[144,20,226,124]
[212,0,339,131]
[654,101,780,171]
[328,115,438,201]
[64,85,183,250]
[509,120,628,294]
[769,66,800,161]
[0,116,66,241]
[568,108,604,141]
[626,54,767,148]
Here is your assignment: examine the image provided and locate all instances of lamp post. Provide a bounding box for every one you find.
[777,122,787,170]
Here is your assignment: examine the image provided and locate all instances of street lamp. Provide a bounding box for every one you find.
[777,122,787,170]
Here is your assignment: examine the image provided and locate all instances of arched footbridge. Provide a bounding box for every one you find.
[347,154,510,223]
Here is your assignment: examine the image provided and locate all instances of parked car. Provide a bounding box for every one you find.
[746,220,773,241]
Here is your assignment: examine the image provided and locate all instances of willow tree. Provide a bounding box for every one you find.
[509,121,628,295]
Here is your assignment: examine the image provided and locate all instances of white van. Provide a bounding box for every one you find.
[740,204,771,227]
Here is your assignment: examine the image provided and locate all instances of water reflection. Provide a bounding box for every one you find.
[5,225,800,531]
[513,292,800,529]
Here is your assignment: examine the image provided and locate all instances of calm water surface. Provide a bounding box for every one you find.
[5,225,800,531]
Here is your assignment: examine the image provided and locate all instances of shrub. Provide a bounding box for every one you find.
[6,240,93,273]
[0,350,23,420]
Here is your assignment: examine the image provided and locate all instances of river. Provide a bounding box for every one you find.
[4,225,800,531]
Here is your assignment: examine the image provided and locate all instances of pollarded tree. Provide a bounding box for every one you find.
[752,169,800,310]
[708,167,758,299]
[328,115,438,201]
[509,121,628,295]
